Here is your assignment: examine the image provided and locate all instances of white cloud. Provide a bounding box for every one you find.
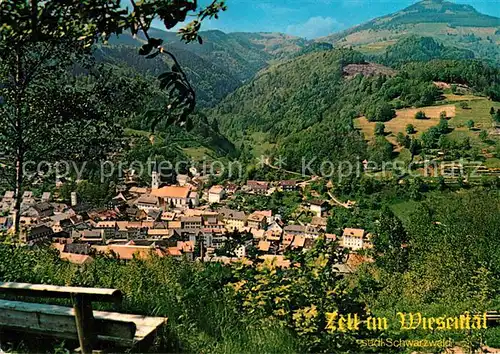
[286,16,344,39]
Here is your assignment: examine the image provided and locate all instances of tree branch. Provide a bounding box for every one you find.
[130,0,196,106]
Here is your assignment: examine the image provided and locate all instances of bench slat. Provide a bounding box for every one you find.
[0,282,122,302]
[0,300,166,347]
[0,300,134,343]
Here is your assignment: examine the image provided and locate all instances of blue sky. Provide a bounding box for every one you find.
[169,0,500,39]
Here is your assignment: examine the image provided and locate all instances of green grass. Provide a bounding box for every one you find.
[249,132,276,157]
[124,128,151,137]
[449,99,500,130]
[447,99,500,163]
[182,147,214,161]
[390,200,421,223]
[484,158,500,168]
[0,245,301,354]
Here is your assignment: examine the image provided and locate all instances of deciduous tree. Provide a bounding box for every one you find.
[0,0,225,232]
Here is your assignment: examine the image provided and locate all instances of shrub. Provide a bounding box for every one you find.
[459,102,470,110]
[415,111,427,120]
[437,117,449,134]
[374,122,386,136]
[406,124,416,134]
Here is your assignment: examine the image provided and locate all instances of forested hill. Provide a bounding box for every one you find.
[99,29,308,107]
[208,44,500,171]
[380,36,475,66]
[322,0,500,63]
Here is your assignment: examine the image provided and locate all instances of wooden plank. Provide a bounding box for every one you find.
[0,300,135,344]
[0,282,122,302]
[73,295,96,354]
[0,300,164,347]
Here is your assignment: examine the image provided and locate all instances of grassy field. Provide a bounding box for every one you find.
[485,158,500,169]
[356,97,499,142]
[356,40,398,54]
[449,99,500,130]
[390,199,421,223]
[356,96,500,167]
[182,147,215,161]
[355,104,456,145]
[441,93,485,103]
[248,132,276,158]
[447,98,500,152]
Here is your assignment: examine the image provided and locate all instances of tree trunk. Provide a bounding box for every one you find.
[13,49,24,235]
[13,150,23,235]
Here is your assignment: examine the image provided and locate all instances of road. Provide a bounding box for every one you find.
[327,191,353,209]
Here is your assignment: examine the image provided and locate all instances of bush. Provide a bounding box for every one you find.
[437,117,449,134]
[415,111,427,120]
[374,122,386,136]
[459,102,470,109]
[406,124,416,134]
[396,132,410,148]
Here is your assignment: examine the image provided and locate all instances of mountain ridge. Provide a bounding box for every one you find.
[321,0,500,63]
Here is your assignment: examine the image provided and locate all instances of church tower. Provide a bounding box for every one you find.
[152,171,160,189]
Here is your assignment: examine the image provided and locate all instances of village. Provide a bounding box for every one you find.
[0,170,372,271]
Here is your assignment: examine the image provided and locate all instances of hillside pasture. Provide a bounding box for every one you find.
[449,99,499,130]
[355,105,456,144]
[183,147,214,161]
[447,98,500,149]
[442,93,483,102]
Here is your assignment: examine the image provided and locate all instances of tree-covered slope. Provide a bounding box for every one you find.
[102,29,308,107]
[381,35,475,66]
[208,48,426,171]
[322,0,500,63]
[211,49,365,137]
[94,45,241,108]
[208,44,500,172]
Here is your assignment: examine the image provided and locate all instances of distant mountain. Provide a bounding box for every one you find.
[99,29,308,107]
[322,0,500,63]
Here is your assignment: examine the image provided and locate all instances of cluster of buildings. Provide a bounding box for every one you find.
[0,174,372,267]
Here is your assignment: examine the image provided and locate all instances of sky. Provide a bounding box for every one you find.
[158,0,500,39]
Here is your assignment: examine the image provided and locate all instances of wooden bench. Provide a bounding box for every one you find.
[0,282,167,353]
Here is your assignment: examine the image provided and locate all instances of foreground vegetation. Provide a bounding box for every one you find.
[1,187,500,353]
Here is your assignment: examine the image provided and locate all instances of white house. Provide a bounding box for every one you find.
[135,195,160,213]
[176,174,191,187]
[208,185,225,204]
[341,228,365,250]
[234,245,247,258]
[309,200,327,217]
